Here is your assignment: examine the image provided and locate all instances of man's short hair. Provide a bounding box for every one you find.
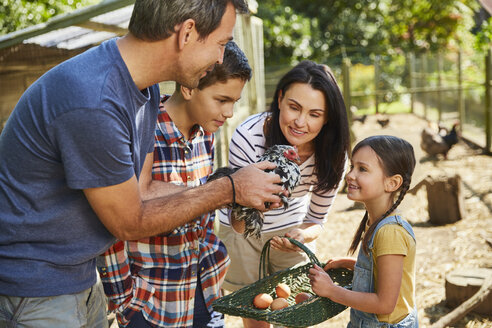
[197,41,252,89]
[129,0,248,41]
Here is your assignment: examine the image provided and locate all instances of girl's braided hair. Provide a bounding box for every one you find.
[348,135,416,255]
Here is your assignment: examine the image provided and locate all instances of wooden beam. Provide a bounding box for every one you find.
[74,21,127,36]
[0,64,61,74]
[0,0,135,50]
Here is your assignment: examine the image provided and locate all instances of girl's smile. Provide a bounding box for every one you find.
[345,146,388,204]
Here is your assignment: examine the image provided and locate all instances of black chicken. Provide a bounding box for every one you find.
[208,145,301,238]
[420,122,460,159]
[376,113,390,128]
[350,106,367,124]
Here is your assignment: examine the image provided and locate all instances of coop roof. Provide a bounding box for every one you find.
[0,0,135,74]
[0,0,134,51]
[25,5,133,50]
[479,0,492,15]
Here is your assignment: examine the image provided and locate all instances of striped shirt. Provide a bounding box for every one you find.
[218,113,343,232]
[98,96,229,328]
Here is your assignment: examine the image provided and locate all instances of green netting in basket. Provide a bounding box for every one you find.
[212,237,353,328]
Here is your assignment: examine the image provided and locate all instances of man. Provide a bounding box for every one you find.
[0,1,283,327]
[101,41,251,328]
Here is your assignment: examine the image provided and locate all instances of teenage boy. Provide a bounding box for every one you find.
[99,41,251,328]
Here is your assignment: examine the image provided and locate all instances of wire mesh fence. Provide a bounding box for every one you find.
[264,48,492,153]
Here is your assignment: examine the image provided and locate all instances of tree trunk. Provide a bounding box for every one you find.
[408,174,465,225]
[431,269,492,328]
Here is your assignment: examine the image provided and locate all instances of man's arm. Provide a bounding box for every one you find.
[139,153,186,200]
[84,161,283,241]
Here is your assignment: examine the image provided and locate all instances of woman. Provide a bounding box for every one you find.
[218,60,350,328]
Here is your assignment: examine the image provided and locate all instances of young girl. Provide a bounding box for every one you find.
[218,60,350,328]
[309,135,418,328]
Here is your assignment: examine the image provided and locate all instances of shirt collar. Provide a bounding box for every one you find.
[157,95,205,146]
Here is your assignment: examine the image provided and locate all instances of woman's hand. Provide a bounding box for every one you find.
[269,223,323,252]
[323,257,356,271]
[308,264,336,298]
[269,231,303,253]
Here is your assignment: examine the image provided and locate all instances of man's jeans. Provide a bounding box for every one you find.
[0,279,108,328]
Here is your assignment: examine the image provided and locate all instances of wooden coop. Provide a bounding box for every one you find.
[0,0,266,167]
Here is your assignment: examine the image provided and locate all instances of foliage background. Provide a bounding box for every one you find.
[257,0,490,66]
[0,0,98,35]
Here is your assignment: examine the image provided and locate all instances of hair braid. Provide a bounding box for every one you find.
[348,211,369,255]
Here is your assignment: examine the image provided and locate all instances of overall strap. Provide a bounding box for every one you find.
[368,215,416,250]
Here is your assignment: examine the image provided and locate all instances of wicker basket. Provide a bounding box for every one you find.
[213,237,353,327]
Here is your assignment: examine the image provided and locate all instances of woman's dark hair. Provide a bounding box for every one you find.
[197,41,252,89]
[348,135,416,255]
[264,60,350,193]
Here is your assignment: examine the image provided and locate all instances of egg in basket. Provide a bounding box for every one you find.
[212,237,353,328]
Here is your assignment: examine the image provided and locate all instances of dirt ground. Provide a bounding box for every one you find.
[224,113,492,328]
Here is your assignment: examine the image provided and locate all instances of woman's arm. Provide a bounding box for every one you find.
[309,254,404,314]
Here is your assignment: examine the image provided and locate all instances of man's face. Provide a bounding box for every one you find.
[177,3,236,89]
[185,78,246,133]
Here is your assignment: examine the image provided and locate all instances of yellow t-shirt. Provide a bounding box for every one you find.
[371,224,416,324]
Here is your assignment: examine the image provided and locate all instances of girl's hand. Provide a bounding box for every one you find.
[324,257,356,271]
[308,264,335,298]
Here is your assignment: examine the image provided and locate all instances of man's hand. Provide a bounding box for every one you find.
[231,161,285,211]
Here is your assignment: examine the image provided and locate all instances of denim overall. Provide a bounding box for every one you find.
[348,215,419,328]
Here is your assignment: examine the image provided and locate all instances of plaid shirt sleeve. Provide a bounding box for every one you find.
[98,241,155,325]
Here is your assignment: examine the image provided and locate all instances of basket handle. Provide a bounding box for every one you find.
[259,236,322,279]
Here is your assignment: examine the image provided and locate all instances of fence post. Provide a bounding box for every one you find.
[486,48,491,153]
[437,51,443,121]
[374,55,380,114]
[458,49,465,131]
[342,58,352,121]
[422,53,428,119]
[408,52,415,114]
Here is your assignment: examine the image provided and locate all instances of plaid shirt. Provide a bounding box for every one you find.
[98,96,230,327]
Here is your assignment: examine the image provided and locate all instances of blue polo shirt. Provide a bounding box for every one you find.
[0,38,159,297]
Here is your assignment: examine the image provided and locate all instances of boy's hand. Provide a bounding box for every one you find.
[308,264,335,298]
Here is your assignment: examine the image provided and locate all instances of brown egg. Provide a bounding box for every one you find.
[253,293,273,309]
[295,292,312,304]
[270,297,289,310]
[275,283,291,298]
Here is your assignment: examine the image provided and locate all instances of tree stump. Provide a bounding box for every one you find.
[445,268,492,316]
[408,174,465,225]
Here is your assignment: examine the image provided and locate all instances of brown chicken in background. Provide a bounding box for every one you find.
[420,122,460,159]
